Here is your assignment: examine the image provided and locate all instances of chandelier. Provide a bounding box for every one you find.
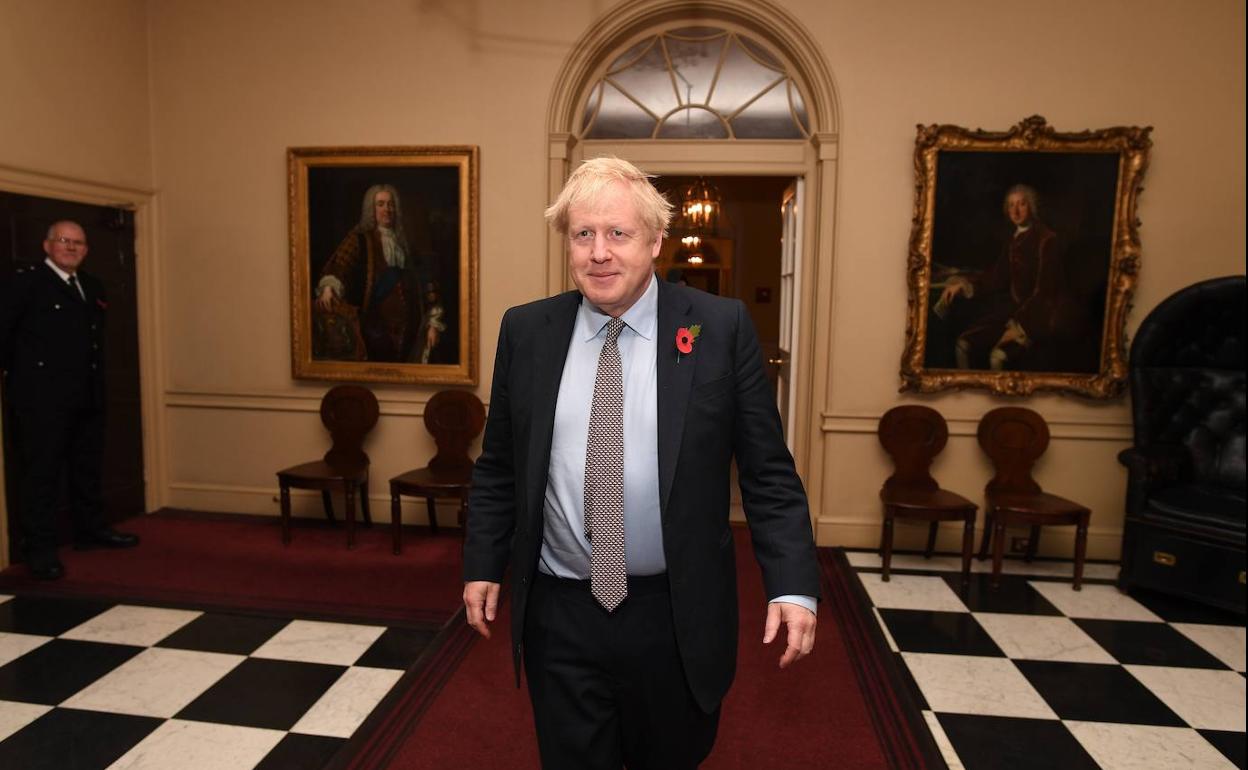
[677,177,722,235]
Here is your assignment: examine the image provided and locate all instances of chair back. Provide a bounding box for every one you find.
[424,390,486,475]
[1129,275,1245,491]
[320,385,379,467]
[878,405,948,493]
[977,407,1048,496]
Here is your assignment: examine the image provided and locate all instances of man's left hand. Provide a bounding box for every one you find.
[763,602,816,668]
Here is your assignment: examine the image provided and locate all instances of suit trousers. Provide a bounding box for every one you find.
[11,402,106,556]
[523,572,720,770]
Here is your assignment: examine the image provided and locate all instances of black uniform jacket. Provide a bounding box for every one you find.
[0,262,107,410]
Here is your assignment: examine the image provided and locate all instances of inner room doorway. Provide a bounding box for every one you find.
[653,175,793,398]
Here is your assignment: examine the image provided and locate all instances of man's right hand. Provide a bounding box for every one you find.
[940,278,969,306]
[315,286,337,312]
[464,581,501,639]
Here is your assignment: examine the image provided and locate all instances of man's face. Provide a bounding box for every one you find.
[374,190,396,228]
[1006,192,1032,227]
[43,223,88,273]
[567,181,661,318]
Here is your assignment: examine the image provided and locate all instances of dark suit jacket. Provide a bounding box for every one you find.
[463,279,820,712]
[0,262,107,410]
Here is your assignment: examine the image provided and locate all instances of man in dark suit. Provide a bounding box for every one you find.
[463,158,819,769]
[0,220,139,580]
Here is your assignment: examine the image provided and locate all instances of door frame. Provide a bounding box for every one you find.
[544,0,841,537]
[0,163,168,568]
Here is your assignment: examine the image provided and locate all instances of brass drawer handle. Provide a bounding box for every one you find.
[1152,551,1176,567]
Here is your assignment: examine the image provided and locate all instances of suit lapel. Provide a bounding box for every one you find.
[526,291,580,518]
[656,280,696,516]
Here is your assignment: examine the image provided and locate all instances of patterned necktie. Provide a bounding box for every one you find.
[584,317,627,611]
[67,275,85,301]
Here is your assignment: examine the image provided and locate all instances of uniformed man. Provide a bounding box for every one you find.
[0,220,138,580]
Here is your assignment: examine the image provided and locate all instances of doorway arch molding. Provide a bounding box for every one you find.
[544,0,842,537]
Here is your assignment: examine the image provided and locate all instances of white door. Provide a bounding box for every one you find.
[776,179,803,448]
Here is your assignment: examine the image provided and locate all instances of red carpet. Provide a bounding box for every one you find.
[377,529,929,769]
[0,509,465,624]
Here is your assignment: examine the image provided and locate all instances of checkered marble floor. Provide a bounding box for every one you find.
[846,551,1246,770]
[0,593,436,769]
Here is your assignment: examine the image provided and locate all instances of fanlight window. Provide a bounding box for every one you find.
[580,26,810,140]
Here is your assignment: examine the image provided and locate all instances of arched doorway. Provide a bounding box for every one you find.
[545,0,841,523]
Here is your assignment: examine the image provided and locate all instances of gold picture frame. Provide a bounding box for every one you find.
[289,145,478,385]
[900,115,1151,398]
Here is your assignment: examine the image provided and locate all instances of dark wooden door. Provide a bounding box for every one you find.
[1,192,145,558]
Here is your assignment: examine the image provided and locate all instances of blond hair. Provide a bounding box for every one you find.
[544,156,673,237]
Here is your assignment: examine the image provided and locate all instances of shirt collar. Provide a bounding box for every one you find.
[44,257,75,281]
[578,273,658,342]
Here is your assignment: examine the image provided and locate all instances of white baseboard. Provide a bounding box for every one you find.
[166,482,461,527]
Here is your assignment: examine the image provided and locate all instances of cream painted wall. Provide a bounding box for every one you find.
[3,0,1243,555]
[0,0,152,188]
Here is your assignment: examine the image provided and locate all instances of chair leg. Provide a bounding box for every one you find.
[345,481,356,549]
[1073,516,1089,591]
[321,491,336,522]
[977,510,994,561]
[360,476,372,526]
[881,513,895,582]
[426,496,439,535]
[1025,526,1041,562]
[390,483,402,556]
[279,482,292,545]
[960,515,974,586]
[991,519,1006,589]
[924,522,938,559]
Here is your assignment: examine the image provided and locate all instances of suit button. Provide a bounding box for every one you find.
[54,303,61,310]
[37,361,45,367]
[91,364,98,370]
[92,344,99,350]
[91,324,97,330]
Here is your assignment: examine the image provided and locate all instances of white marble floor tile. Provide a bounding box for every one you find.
[971,559,1119,581]
[0,700,51,742]
[901,653,1056,719]
[845,551,882,568]
[0,631,52,667]
[0,594,12,604]
[972,613,1116,664]
[1026,583,1161,622]
[1170,623,1246,672]
[872,607,899,653]
[857,574,969,613]
[1064,721,1236,770]
[251,620,386,666]
[106,719,285,770]
[291,665,403,738]
[63,647,244,718]
[886,554,970,573]
[922,710,966,770]
[60,605,202,647]
[1124,665,1246,731]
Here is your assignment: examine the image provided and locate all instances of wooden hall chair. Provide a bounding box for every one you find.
[389,390,486,554]
[976,406,1091,589]
[277,385,378,548]
[877,406,978,583]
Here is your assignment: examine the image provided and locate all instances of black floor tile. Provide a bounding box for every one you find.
[0,596,113,636]
[942,573,1063,615]
[354,627,436,670]
[1074,618,1230,669]
[936,713,1100,770]
[878,609,1003,656]
[891,652,929,711]
[1199,729,1247,769]
[175,658,345,730]
[0,707,161,770]
[156,612,291,655]
[1014,660,1186,726]
[1127,588,1247,626]
[254,733,345,770]
[0,639,142,705]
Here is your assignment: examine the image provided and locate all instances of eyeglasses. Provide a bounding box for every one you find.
[51,236,86,248]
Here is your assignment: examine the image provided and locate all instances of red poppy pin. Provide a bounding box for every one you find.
[96,299,108,310]
[675,324,702,362]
